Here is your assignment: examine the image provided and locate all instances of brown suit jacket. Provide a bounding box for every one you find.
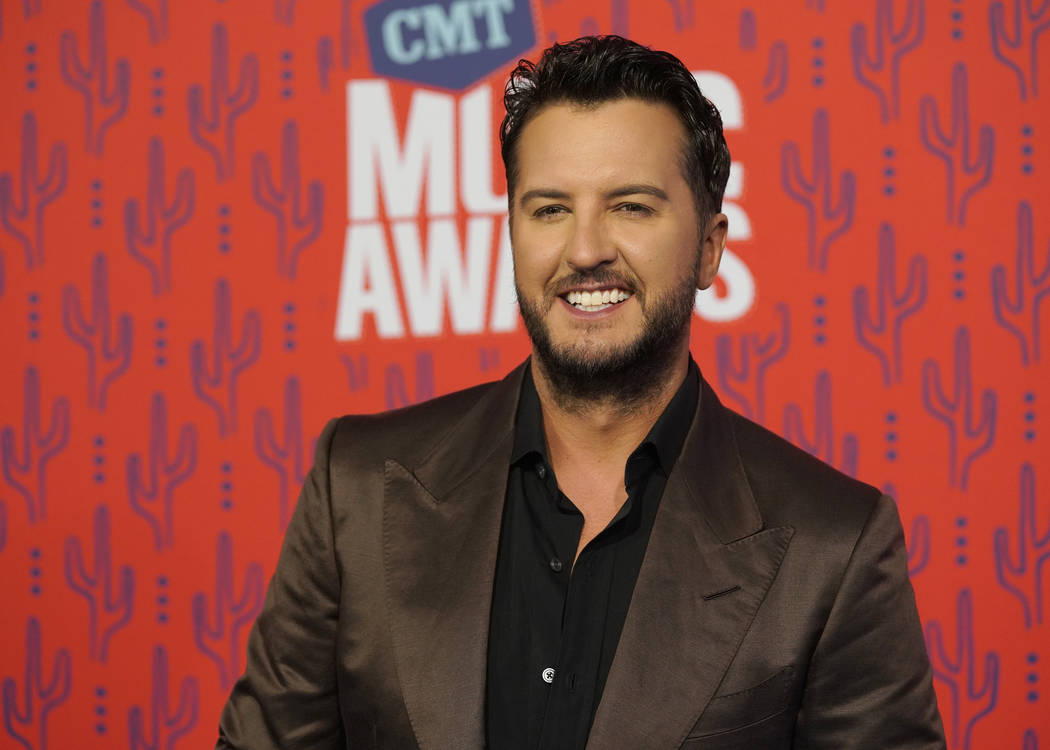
[217,362,945,749]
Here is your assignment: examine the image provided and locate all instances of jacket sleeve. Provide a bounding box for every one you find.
[794,493,946,749]
[217,417,345,749]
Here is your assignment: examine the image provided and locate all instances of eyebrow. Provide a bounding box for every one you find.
[517,183,670,206]
[606,184,670,201]
[517,188,571,205]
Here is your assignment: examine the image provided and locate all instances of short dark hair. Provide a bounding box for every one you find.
[500,35,731,221]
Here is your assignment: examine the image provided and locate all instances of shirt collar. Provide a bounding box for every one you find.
[642,357,700,475]
[511,364,548,466]
[511,358,700,478]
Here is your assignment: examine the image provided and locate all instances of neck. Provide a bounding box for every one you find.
[531,350,689,472]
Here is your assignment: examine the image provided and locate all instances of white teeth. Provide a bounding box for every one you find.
[564,288,631,311]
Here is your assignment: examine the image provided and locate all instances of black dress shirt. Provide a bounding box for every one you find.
[485,361,699,750]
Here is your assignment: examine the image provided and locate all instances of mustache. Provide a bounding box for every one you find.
[549,269,637,297]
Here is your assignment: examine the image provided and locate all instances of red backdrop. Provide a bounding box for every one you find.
[1,1,1048,748]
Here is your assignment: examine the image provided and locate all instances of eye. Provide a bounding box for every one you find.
[534,205,567,219]
[616,202,653,216]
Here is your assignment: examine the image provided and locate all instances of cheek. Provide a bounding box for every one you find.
[511,252,552,298]
[512,231,562,282]
[619,227,694,276]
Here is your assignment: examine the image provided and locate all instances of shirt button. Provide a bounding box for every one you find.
[541,667,555,684]
[536,463,547,479]
[549,557,563,573]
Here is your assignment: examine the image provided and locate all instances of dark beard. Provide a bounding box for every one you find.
[516,270,697,413]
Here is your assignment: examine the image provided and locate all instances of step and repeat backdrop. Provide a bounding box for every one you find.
[1,0,1048,747]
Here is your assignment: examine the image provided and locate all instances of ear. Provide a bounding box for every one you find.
[696,212,729,290]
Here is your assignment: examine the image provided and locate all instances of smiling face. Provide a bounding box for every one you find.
[510,98,726,407]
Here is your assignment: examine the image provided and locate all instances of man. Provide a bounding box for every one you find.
[218,36,945,749]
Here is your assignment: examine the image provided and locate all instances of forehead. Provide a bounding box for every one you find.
[514,98,690,191]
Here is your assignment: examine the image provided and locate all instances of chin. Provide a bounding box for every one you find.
[547,336,639,367]
[531,328,688,411]
[518,280,695,409]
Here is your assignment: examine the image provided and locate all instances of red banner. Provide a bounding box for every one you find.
[1,1,1047,747]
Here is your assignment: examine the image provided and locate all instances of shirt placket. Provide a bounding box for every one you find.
[537,499,624,750]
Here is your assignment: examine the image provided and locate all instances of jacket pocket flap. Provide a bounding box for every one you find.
[686,665,795,739]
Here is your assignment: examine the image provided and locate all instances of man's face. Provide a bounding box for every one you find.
[510,98,725,402]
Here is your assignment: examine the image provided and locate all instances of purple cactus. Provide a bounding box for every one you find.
[191,531,264,690]
[189,279,262,436]
[61,253,133,410]
[317,36,334,91]
[124,137,195,295]
[125,0,169,43]
[59,1,130,155]
[187,23,259,181]
[921,327,996,490]
[663,0,695,31]
[993,463,1049,629]
[579,17,600,35]
[1,617,72,750]
[478,346,500,372]
[251,120,324,278]
[0,112,68,269]
[127,645,199,750]
[739,9,758,49]
[991,201,1050,366]
[852,223,928,385]
[610,0,629,35]
[781,108,856,271]
[925,589,999,750]
[782,370,860,477]
[1,366,70,524]
[385,352,435,410]
[918,63,994,227]
[762,40,789,102]
[714,301,790,424]
[275,0,296,25]
[253,377,307,528]
[989,0,1050,100]
[340,353,370,392]
[907,513,931,577]
[64,504,135,662]
[850,0,925,122]
[126,393,197,550]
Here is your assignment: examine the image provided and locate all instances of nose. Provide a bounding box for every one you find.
[564,212,617,271]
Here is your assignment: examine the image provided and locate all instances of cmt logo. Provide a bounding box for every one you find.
[364,0,536,90]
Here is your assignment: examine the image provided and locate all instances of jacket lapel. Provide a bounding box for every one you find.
[586,379,794,749]
[382,364,525,750]
[383,366,793,750]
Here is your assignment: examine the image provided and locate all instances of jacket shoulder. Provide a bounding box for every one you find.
[726,409,885,540]
[326,378,503,471]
